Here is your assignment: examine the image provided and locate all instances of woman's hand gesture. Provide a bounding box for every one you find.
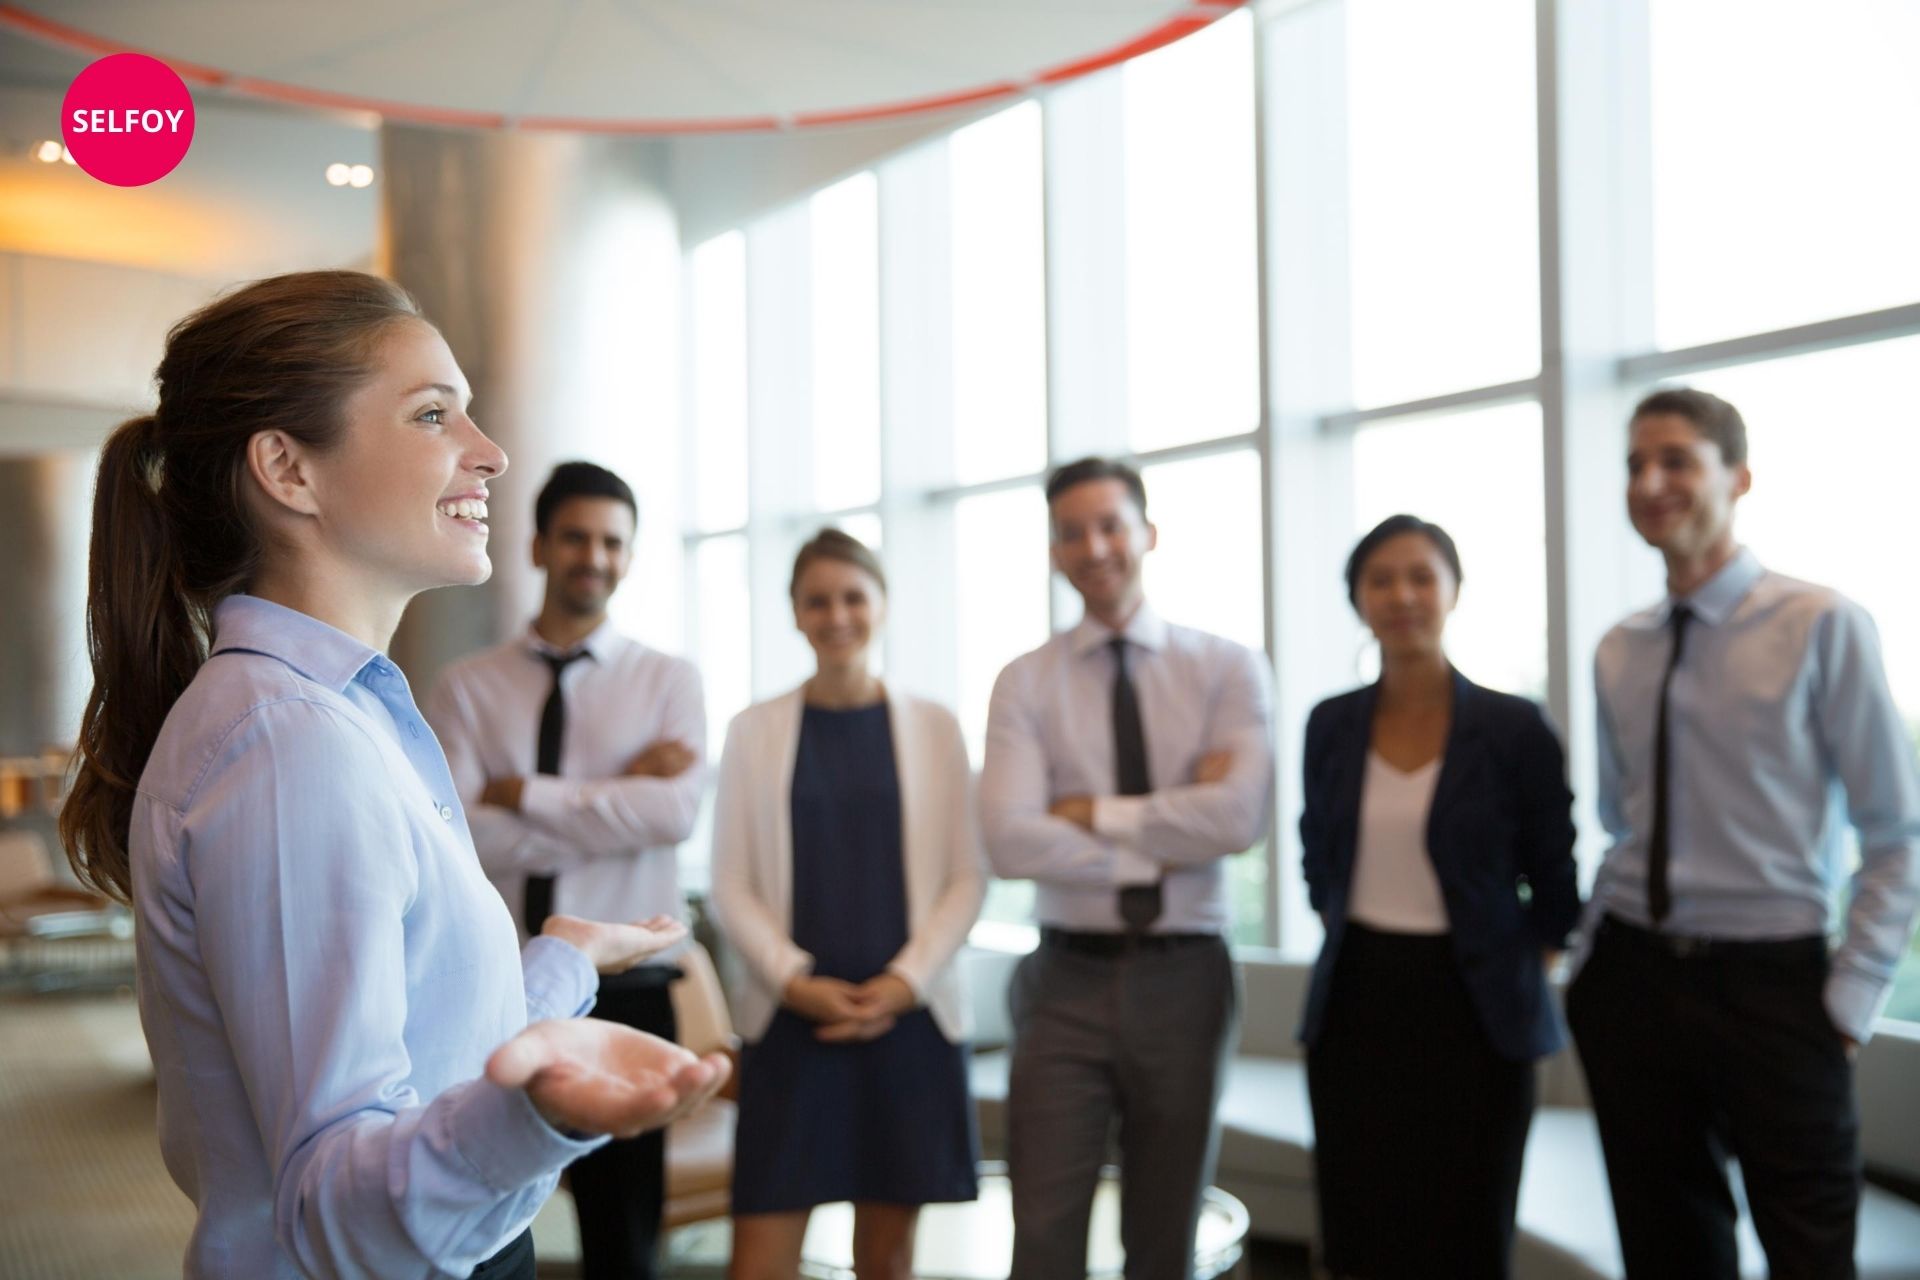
[541,914,687,974]
[487,1019,729,1139]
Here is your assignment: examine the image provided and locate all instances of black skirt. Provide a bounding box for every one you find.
[1305,923,1534,1280]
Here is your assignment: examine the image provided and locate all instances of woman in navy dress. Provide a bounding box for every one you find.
[711,529,987,1280]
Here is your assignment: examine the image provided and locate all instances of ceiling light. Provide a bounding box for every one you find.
[347,164,374,189]
[325,162,350,186]
[35,140,62,163]
[60,146,76,165]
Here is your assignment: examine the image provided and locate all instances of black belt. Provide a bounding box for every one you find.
[1040,927,1219,957]
[1599,913,1826,962]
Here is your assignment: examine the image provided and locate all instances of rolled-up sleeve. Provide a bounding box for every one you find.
[185,698,601,1278]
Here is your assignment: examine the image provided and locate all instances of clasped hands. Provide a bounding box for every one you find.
[480,737,697,812]
[1049,749,1234,829]
[488,912,727,1139]
[783,971,917,1043]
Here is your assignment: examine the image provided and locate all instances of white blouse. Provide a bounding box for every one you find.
[1347,752,1450,934]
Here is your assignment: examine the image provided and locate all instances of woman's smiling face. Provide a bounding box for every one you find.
[301,318,509,597]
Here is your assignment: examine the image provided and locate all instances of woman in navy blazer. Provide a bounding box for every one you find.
[1298,515,1580,1280]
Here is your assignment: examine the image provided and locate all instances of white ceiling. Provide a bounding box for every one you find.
[3,0,1238,132]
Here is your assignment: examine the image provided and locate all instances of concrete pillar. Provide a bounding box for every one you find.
[0,451,94,756]
[378,126,683,693]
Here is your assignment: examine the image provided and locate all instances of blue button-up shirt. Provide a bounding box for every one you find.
[1586,549,1920,1042]
[131,595,604,1279]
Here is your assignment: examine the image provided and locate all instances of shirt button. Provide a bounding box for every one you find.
[438,805,454,821]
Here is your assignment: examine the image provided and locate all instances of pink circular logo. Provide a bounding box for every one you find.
[61,53,195,187]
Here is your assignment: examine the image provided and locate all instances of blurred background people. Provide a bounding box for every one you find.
[1570,389,1920,1278]
[1298,514,1579,1280]
[980,458,1274,1280]
[711,529,985,1280]
[427,461,707,1280]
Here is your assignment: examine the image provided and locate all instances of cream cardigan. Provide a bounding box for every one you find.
[707,685,986,1042]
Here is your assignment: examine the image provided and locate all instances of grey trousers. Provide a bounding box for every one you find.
[1007,935,1239,1280]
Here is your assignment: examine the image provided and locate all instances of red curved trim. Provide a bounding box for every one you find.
[518,113,784,135]
[0,1,1246,135]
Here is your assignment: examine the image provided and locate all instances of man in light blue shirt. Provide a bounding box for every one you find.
[1569,388,1920,1280]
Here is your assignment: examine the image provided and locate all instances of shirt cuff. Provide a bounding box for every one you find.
[1824,966,1888,1046]
[447,1077,607,1192]
[1093,795,1148,848]
[518,775,571,824]
[523,935,600,1020]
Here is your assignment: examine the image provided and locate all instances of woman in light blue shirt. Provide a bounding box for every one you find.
[57,271,727,1280]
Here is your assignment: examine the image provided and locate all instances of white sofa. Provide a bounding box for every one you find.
[963,946,1920,1280]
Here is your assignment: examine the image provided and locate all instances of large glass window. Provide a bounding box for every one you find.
[950,103,1048,485]
[690,233,749,533]
[1141,450,1266,655]
[1649,0,1920,350]
[1350,401,1547,700]
[809,173,882,513]
[691,534,753,754]
[1676,337,1920,1022]
[1141,448,1270,943]
[1345,0,1539,408]
[682,532,752,890]
[676,4,1920,983]
[1122,9,1260,451]
[952,486,1052,762]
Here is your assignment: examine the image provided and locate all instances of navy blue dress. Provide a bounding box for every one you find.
[731,703,980,1214]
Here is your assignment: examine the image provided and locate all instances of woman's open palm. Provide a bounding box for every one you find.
[486,1019,730,1139]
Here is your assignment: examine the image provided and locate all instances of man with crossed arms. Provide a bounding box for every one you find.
[428,462,705,1280]
[980,456,1274,1280]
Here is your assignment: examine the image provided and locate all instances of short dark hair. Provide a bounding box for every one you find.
[534,461,637,535]
[790,527,888,599]
[1345,514,1464,608]
[1045,456,1148,523]
[1631,387,1748,466]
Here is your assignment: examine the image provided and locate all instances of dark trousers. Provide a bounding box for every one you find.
[1566,915,1860,1280]
[1006,934,1238,1280]
[1306,924,1534,1280]
[468,1229,535,1279]
[568,974,678,1280]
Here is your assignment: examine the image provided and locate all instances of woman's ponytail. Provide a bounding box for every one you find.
[59,414,206,901]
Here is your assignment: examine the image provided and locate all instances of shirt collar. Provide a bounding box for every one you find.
[522,615,620,663]
[210,594,385,693]
[1067,601,1169,658]
[1665,546,1763,628]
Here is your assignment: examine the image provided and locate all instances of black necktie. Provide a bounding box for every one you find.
[1647,604,1692,927]
[1111,638,1161,932]
[523,650,589,935]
